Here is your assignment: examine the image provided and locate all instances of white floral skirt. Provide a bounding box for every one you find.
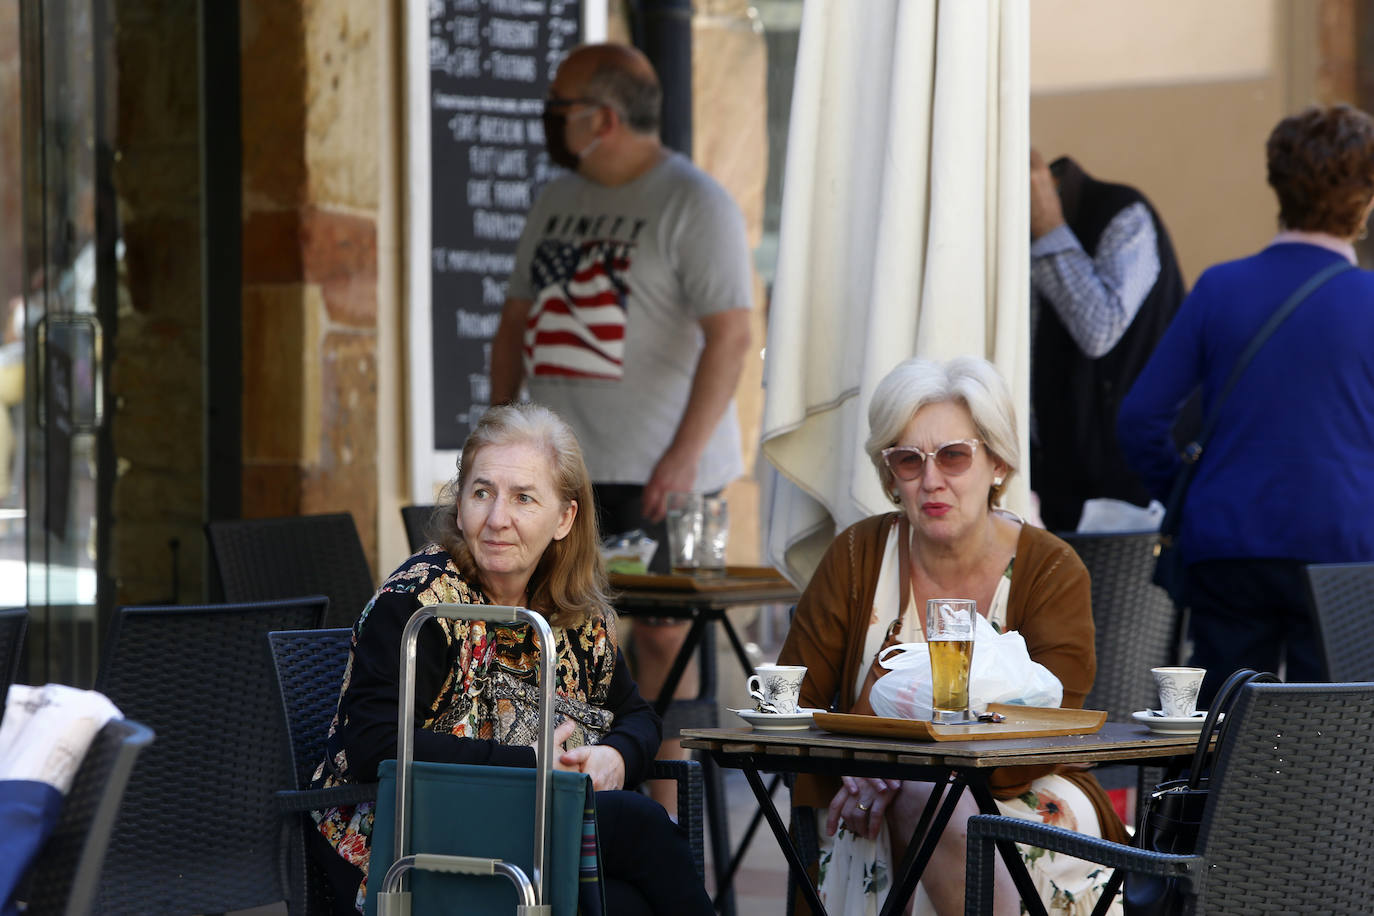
[814,773,1122,916]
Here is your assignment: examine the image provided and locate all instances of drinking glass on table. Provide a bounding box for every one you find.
[926,598,975,723]
[665,492,729,577]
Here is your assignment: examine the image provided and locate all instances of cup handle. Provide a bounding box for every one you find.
[747,674,765,705]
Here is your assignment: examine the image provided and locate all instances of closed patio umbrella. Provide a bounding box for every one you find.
[761,0,1031,585]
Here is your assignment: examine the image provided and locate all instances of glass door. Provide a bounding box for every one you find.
[16,0,114,686]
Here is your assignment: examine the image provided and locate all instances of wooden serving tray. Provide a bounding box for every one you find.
[609,565,789,592]
[813,704,1107,742]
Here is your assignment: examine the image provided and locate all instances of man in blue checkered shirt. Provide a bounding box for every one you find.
[1028,150,1187,532]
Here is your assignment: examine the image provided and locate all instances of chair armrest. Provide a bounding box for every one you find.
[648,758,705,881]
[275,782,378,813]
[965,815,1204,916]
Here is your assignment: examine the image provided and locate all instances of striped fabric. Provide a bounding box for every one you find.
[577,783,605,915]
[525,238,631,381]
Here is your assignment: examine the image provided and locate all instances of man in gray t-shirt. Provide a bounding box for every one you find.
[491,43,752,816]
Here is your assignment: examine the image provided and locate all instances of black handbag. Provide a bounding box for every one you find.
[1151,259,1353,607]
[1123,668,1279,915]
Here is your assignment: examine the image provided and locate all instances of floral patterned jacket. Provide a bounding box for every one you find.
[308,544,659,907]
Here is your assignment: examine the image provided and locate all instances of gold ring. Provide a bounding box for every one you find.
[857,802,871,812]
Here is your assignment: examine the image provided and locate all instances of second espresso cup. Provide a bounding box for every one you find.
[1152,666,1206,717]
[747,664,807,714]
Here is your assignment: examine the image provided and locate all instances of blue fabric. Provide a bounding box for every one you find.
[1119,242,1374,565]
[0,779,64,915]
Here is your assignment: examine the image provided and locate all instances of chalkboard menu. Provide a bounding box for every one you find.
[428,0,582,449]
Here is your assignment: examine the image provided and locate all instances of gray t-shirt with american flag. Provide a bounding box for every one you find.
[506,152,750,492]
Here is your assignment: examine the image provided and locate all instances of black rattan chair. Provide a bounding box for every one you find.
[966,680,1374,915]
[400,503,437,552]
[1061,530,1182,807]
[21,718,155,916]
[207,513,375,628]
[269,627,377,916]
[92,597,326,915]
[1305,561,1374,680]
[0,606,27,689]
[1059,531,1183,718]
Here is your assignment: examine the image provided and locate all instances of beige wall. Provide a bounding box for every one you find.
[1030,0,1305,285]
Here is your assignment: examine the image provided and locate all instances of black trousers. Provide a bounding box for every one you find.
[306,788,711,915]
[1186,558,1323,706]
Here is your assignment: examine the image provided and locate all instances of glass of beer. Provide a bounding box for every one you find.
[926,598,975,723]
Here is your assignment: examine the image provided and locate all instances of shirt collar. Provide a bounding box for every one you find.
[1268,229,1358,264]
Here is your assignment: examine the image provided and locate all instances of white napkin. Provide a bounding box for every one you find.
[0,684,122,794]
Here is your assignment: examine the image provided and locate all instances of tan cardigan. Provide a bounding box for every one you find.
[779,512,1097,808]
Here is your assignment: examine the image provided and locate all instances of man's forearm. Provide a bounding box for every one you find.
[668,310,751,459]
[489,298,531,404]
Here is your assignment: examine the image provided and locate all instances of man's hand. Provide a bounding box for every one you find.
[1030,148,1065,240]
[641,444,702,522]
[557,743,626,792]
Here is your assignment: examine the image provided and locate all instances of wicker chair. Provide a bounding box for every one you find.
[268,627,378,916]
[400,503,437,552]
[1059,531,1183,718]
[269,624,705,914]
[966,680,1374,915]
[0,606,27,688]
[1060,530,1182,806]
[21,718,155,916]
[1305,561,1374,680]
[92,597,326,915]
[206,513,376,629]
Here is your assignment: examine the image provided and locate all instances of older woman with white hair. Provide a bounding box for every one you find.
[778,356,1125,916]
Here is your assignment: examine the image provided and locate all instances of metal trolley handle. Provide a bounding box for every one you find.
[376,604,556,916]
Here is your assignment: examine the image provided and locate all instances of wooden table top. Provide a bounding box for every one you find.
[610,566,800,609]
[682,720,1203,769]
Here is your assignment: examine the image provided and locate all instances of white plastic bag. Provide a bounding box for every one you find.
[868,613,1062,719]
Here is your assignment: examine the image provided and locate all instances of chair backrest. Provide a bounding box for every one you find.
[92,597,325,915]
[1059,531,1181,719]
[207,513,375,629]
[1304,562,1374,680]
[22,718,155,916]
[0,606,28,689]
[268,627,354,790]
[400,504,437,553]
[1194,680,1374,912]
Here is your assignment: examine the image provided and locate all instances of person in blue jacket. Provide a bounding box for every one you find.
[1118,104,1374,704]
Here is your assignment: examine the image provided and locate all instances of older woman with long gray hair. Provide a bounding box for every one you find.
[307,402,711,915]
[778,355,1125,916]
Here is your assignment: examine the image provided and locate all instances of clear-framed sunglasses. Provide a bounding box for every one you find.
[880,438,980,481]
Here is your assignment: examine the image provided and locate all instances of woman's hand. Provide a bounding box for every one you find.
[826,776,900,839]
[533,719,578,765]
[557,743,625,791]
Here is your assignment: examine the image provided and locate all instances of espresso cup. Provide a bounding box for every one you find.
[747,664,807,715]
[1152,666,1206,718]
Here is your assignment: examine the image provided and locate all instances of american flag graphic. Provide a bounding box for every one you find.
[524,239,633,380]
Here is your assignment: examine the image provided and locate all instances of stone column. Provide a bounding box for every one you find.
[240,0,380,571]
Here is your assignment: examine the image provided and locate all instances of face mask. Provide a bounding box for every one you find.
[542,106,599,171]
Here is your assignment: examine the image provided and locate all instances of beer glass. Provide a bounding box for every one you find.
[926,598,976,723]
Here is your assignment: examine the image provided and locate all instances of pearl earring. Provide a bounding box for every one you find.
[993,477,1004,487]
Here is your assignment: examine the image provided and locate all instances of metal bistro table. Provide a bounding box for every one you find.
[610,566,800,915]
[683,719,1203,916]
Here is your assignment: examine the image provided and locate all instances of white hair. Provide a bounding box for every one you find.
[864,356,1020,506]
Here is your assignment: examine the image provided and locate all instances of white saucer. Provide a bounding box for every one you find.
[733,707,823,730]
[1130,709,1220,734]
